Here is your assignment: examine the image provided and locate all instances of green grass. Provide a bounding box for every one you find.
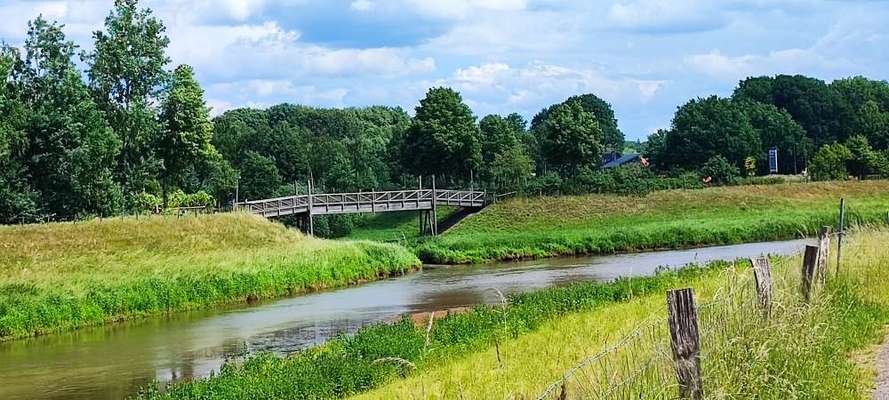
[0,213,420,340]
[359,228,889,399]
[418,180,889,263]
[346,207,458,242]
[137,253,743,399]
[138,228,889,400]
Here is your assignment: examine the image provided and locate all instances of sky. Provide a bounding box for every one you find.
[0,0,887,140]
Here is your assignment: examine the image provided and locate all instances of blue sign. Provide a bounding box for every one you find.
[768,147,779,174]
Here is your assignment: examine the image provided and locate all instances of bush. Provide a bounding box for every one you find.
[131,192,161,213]
[809,143,852,181]
[699,155,740,185]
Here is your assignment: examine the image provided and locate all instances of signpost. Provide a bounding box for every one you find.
[768,147,779,174]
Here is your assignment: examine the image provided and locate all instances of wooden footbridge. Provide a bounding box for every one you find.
[236,180,493,236]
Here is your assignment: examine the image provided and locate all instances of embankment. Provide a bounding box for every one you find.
[417,180,889,263]
[0,213,420,340]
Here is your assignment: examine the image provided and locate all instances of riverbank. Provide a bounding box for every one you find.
[0,213,420,341]
[360,228,889,398]
[417,180,889,263]
[137,249,759,399]
[140,228,889,400]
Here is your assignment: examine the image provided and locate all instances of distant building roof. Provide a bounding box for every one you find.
[602,153,641,169]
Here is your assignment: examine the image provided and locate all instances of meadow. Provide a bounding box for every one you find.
[141,227,889,399]
[417,180,889,263]
[0,213,420,340]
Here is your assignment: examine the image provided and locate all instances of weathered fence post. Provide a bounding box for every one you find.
[817,226,831,283]
[837,199,845,277]
[750,256,773,319]
[667,288,703,400]
[801,245,819,302]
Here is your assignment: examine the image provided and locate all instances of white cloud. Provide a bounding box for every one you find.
[684,48,847,81]
[441,61,665,117]
[350,0,374,12]
[405,0,527,19]
[607,0,724,33]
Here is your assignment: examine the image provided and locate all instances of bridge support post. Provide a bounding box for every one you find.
[431,175,438,236]
[307,180,314,236]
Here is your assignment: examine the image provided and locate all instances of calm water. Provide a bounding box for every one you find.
[0,239,812,400]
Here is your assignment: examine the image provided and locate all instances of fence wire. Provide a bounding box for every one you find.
[537,271,761,400]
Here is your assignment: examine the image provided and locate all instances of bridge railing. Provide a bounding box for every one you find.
[237,188,490,217]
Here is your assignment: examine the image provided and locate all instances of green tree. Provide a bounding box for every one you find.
[239,151,281,200]
[739,101,811,174]
[845,135,887,178]
[19,17,123,218]
[489,145,533,190]
[84,0,171,195]
[661,96,760,171]
[0,47,39,223]
[401,87,481,182]
[536,99,604,174]
[855,100,889,150]
[809,143,852,181]
[699,155,740,185]
[733,75,845,147]
[157,64,216,207]
[531,93,624,153]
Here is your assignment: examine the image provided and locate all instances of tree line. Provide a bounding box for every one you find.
[2,0,888,225]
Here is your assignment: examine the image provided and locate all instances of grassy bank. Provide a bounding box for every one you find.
[0,213,420,340]
[139,252,745,399]
[418,180,889,263]
[141,228,889,399]
[360,229,889,399]
[346,207,457,242]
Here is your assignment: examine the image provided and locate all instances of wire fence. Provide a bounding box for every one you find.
[536,270,763,400]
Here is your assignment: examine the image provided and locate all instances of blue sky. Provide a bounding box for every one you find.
[1,0,887,140]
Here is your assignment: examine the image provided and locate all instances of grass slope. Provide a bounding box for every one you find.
[0,213,420,340]
[347,207,457,242]
[418,180,889,263]
[359,228,889,399]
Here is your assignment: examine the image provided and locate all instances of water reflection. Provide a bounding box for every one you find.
[0,239,811,400]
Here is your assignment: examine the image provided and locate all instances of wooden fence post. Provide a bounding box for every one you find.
[801,245,819,302]
[836,199,845,278]
[750,256,773,319]
[667,288,703,400]
[817,226,831,284]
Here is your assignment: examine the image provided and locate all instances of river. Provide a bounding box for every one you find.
[0,239,811,400]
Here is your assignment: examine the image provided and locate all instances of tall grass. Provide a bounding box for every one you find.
[139,256,738,399]
[418,180,889,263]
[0,213,420,340]
[362,228,889,399]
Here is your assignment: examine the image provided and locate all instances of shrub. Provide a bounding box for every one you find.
[809,143,852,181]
[131,192,161,213]
[699,155,740,185]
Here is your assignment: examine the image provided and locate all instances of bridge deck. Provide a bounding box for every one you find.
[239,189,488,218]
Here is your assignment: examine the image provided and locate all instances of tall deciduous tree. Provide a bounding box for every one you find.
[739,101,811,174]
[401,87,480,182]
[20,17,122,218]
[532,93,624,153]
[536,99,604,174]
[0,47,39,223]
[157,64,215,207]
[733,75,845,147]
[660,96,760,171]
[84,0,170,196]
